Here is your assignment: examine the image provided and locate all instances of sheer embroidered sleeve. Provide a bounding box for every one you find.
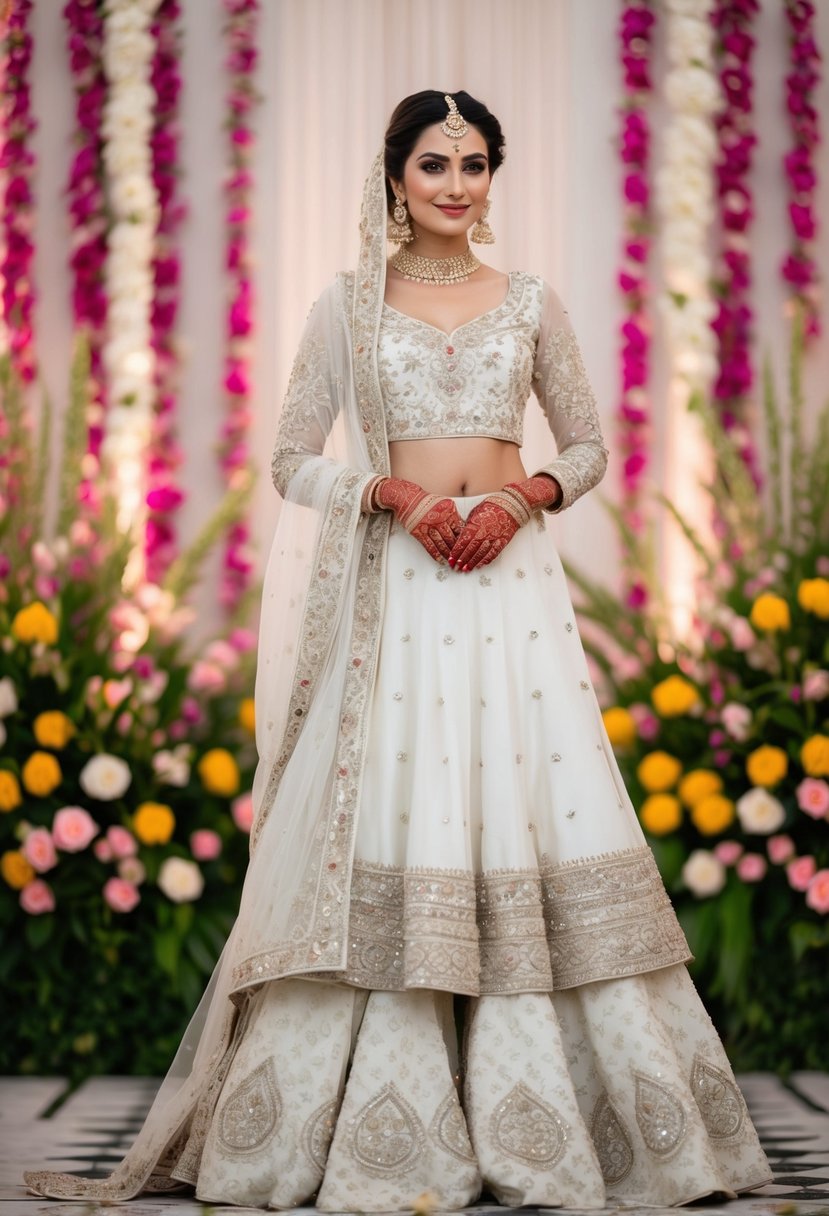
[530,280,608,513]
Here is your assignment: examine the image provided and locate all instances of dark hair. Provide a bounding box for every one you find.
[384,90,506,214]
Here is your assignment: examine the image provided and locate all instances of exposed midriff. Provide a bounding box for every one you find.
[388,435,527,496]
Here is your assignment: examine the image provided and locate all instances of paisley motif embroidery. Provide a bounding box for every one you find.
[491,1081,568,1167]
[302,1097,339,1170]
[348,1082,426,1177]
[590,1091,634,1185]
[430,1089,476,1164]
[633,1072,687,1158]
[690,1054,745,1140]
[217,1059,282,1154]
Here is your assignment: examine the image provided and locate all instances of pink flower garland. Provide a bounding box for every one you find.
[218,0,260,615]
[145,0,188,584]
[709,0,760,484]
[781,0,822,340]
[617,0,655,609]
[1,0,37,387]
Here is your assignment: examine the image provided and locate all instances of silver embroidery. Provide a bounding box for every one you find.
[491,1082,568,1167]
[218,1059,281,1154]
[349,1082,426,1177]
[430,1090,476,1163]
[690,1055,745,1141]
[302,1097,338,1171]
[634,1072,687,1158]
[591,1091,634,1185]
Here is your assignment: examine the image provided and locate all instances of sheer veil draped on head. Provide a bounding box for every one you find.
[24,146,395,1201]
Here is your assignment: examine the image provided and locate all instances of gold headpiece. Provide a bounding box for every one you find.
[441,94,468,139]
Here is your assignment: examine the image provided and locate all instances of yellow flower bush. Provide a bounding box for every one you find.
[198,748,240,797]
[133,801,176,846]
[637,751,682,793]
[678,769,724,807]
[798,577,829,619]
[651,675,699,717]
[33,711,75,750]
[21,751,62,797]
[746,744,788,788]
[238,697,256,736]
[749,592,790,632]
[0,771,23,813]
[602,707,636,748]
[691,794,736,836]
[1,850,35,890]
[801,734,829,777]
[10,601,59,645]
[639,794,682,836]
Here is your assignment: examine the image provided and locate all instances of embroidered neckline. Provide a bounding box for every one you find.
[381,270,523,340]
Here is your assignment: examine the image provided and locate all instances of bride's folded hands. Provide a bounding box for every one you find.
[372,475,464,562]
[448,473,562,571]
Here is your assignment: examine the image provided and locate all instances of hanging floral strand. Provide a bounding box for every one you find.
[617,0,656,609]
[709,0,760,485]
[0,0,37,387]
[145,0,188,584]
[219,0,260,616]
[781,0,822,341]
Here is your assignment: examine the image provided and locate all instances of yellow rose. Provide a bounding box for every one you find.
[691,794,736,836]
[11,601,59,646]
[133,801,176,845]
[238,698,256,736]
[651,675,699,718]
[745,744,788,788]
[198,748,240,797]
[33,711,75,750]
[749,593,790,632]
[637,751,682,793]
[678,769,724,808]
[801,734,829,778]
[639,794,682,836]
[0,771,23,813]
[21,751,62,797]
[1,849,35,890]
[798,577,829,620]
[602,707,636,748]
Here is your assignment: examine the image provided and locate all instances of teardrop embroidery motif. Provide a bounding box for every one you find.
[634,1072,686,1158]
[302,1097,339,1171]
[430,1089,476,1163]
[590,1090,634,1185]
[350,1082,426,1177]
[690,1055,745,1140]
[491,1081,568,1167]
[218,1058,282,1154]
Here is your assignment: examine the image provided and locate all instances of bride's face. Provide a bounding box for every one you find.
[392,122,491,241]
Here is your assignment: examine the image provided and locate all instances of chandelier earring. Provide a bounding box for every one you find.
[470,197,495,244]
[387,194,414,244]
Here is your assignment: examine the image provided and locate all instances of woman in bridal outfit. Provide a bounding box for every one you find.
[25,89,772,1211]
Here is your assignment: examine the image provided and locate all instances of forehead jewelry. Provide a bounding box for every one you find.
[442,94,469,139]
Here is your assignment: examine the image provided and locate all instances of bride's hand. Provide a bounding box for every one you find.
[374,478,464,563]
[447,496,520,571]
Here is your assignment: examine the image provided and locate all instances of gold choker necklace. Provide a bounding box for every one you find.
[390,247,481,285]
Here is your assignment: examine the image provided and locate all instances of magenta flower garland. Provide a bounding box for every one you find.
[1,0,37,387]
[709,0,760,484]
[781,0,822,341]
[145,0,188,584]
[617,0,656,608]
[219,0,260,615]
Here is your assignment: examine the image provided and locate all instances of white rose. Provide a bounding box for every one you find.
[736,788,786,835]
[152,745,191,788]
[0,677,18,718]
[682,850,726,898]
[158,857,204,904]
[79,754,132,801]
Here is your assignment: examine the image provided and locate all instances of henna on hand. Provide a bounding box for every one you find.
[374,477,464,562]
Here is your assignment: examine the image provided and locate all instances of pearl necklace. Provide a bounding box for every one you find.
[390,246,481,285]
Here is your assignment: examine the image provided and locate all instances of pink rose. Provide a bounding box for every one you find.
[103,678,132,709]
[767,834,795,864]
[805,869,829,915]
[797,777,829,819]
[52,806,99,852]
[714,841,744,866]
[204,640,238,670]
[117,857,146,885]
[787,855,817,892]
[729,618,755,652]
[20,879,56,916]
[103,877,140,913]
[22,827,58,873]
[107,825,138,859]
[187,661,226,694]
[231,791,253,833]
[803,669,829,701]
[629,702,660,741]
[736,853,767,883]
[94,838,114,863]
[721,702,752,742]
[190,829,223,861]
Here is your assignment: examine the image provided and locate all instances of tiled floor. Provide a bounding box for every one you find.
[1,1073,828,1215]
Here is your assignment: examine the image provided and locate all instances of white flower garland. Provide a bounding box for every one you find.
[100,0,162,560]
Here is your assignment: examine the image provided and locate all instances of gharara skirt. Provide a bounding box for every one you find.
[28,497,772,1211]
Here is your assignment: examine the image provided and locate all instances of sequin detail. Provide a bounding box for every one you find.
[634,1072,687,1158]
[430,1090,476,1164]
[348,1082,426,1177]
[491,1082,568,1167]
[302,1097,338,1171]
[690,1055,745,1141]
[217,1059,282,1154]
[591,1091,634,1185]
